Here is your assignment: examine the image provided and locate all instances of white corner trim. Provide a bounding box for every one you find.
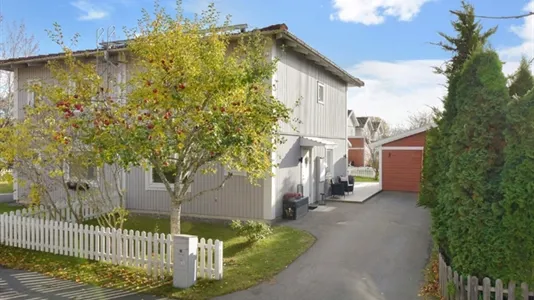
[382,146,424,151]
[379,147,383,191]
[370,123,436,148]
[13,68,18,120]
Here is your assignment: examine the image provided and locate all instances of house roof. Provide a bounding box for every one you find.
[370,123,436,148]
[347,110,360,127]
[0,24,364,87]
[356,117,369,128]
[371,121,381,132]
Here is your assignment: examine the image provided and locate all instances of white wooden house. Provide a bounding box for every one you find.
[0,24,364,222]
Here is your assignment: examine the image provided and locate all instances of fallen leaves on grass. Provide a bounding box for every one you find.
[419,249,443,300]
[0,245,170,293]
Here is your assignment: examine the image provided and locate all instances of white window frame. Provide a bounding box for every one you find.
[145,165,192,192]
[64,162,99,188]
[317,81,325,104]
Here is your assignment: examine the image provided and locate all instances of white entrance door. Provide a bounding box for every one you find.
[301,148,312,202]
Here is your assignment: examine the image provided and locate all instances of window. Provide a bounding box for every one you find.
[152,165,176,184]
[66,161,98,183]
[317,81,325,104]
[146,164,175,191]
[145,163,191,192]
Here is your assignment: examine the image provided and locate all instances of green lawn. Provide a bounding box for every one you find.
[0,181,13,193]
[1,215,315,299]
[355,176,378,182]
[0,203,21,214]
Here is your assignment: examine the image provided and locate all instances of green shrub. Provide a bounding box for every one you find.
[229,220,273,243]
[499,88,534,282]
[445,49,509,279]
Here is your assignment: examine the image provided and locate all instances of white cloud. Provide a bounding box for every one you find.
[348,60,445,127]
[71,0,110,21]
[498,1,534,60]
[348,59,519,127]
[330,0,433,25]
[345,1,534,127]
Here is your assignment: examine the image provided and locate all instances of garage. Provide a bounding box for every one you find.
[371,125,433,193]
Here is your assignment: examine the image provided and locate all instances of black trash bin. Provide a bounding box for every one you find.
[282,196,309,220]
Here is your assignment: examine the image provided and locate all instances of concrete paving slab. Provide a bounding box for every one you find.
[327,182,381,203]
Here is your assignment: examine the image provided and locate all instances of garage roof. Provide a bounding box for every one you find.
[370,123,436,148]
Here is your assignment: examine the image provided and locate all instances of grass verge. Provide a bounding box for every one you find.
[1,216,315,299]
[0,181,13,193]
[0,203,20,214]
[418,248,440,300]
[355,176,378,182]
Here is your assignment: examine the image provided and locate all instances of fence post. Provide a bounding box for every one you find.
[173,234,198,289]
[215,240,223,280]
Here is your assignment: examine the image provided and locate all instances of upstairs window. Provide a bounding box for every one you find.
[317,81,325,104]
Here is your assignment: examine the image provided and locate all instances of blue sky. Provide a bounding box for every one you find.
[1,0,532,126]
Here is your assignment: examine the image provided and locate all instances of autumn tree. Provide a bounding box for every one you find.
[85,4,291,234]
[0,16,39,128]
[0,25,128,228]
[508,56,534,99]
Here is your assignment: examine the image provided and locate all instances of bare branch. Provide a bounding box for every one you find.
[187,173,233,202]
[451,9,534,20]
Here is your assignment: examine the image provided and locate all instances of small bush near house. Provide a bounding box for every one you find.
[230,220,273,243]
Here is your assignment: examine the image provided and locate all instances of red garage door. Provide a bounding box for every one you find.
[382,150,423,192]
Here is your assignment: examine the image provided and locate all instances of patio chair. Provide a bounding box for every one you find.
[338,176,354,195]
[330,179,345,198]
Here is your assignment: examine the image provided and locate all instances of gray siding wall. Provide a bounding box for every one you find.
[271,40,349,210]
[273,41,348,139]
[125,166,265,220]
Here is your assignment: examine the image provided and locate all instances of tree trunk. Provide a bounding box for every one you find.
[170,201,182,234]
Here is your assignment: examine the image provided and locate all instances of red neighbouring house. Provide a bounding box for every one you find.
[348,137,365,167]
[370,124,434,193]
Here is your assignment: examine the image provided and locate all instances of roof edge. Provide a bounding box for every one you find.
[0,23,365,88]
[370,123,436,148]
[279,31,364,87]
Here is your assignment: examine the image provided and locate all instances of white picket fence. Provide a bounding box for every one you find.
[0,212,224,280]
[348,166,376,178]
[11,205,102,222]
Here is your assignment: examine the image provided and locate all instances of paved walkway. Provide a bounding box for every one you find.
[327,182,381,203]
[0,267,168,300]
[216,191,432,300]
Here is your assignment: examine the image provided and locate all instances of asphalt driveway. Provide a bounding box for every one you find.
[216,191,432,300]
